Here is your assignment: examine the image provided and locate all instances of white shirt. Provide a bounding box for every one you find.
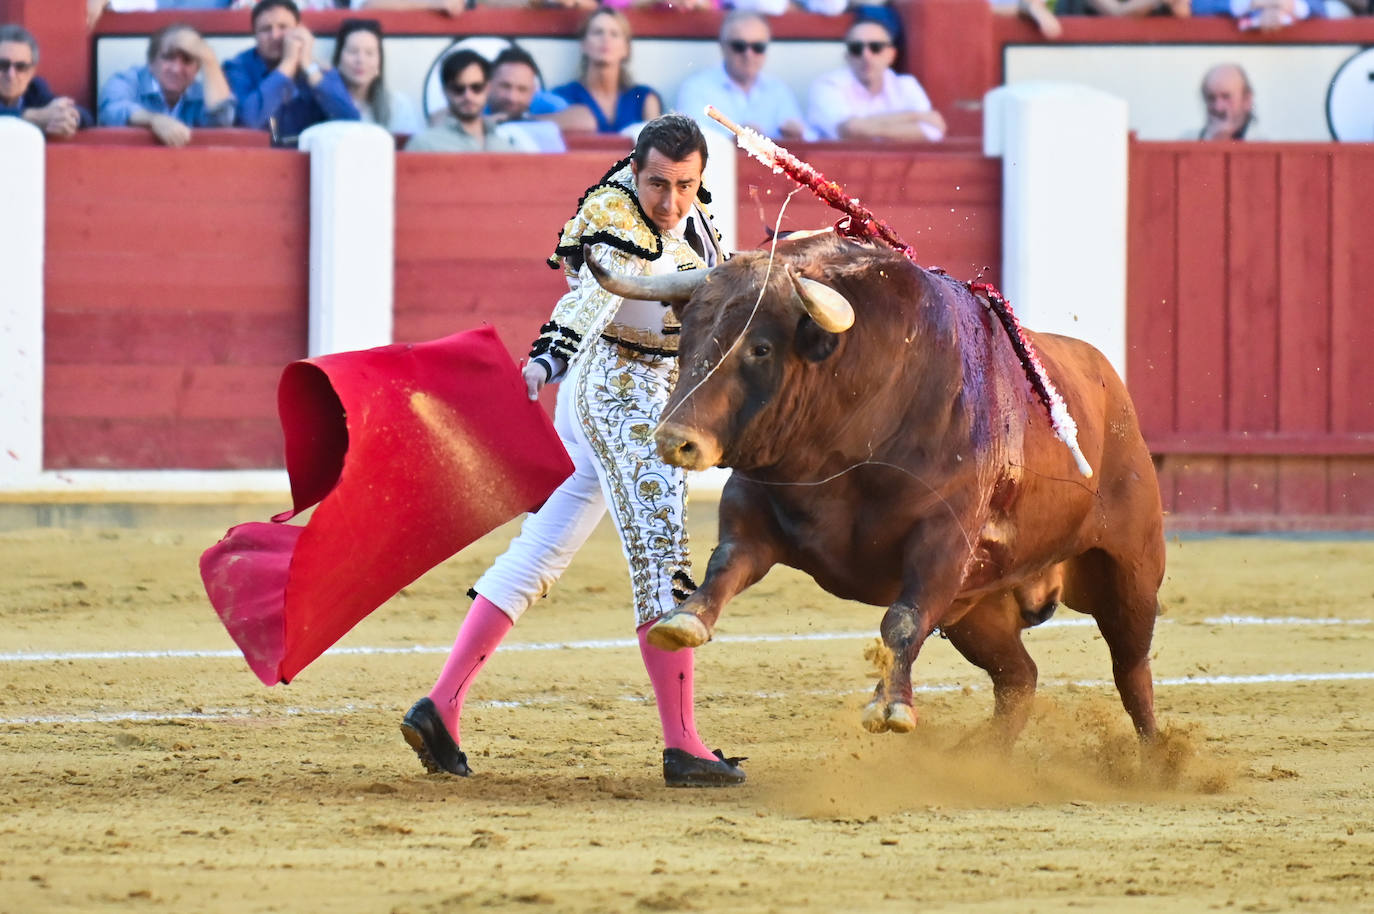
[676,64,813,142]
[613,209,717,331]
[806,67,943,141]
[728,0,847,15]
[358,89,424,136]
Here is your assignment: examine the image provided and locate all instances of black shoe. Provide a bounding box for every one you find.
[663,748,747,788]
[401,697,471,777]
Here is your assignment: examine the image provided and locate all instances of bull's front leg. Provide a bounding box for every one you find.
[647,538,778,651]
[861,598,941,734]
[861,525,970,734]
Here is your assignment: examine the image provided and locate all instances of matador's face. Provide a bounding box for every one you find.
[632,148,703,234]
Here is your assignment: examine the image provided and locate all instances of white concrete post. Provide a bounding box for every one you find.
[0,118,46,485]
[299,121,396,357]
[983,82,1129,377]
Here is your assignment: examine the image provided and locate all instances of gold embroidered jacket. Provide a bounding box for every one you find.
[531,158,720,372]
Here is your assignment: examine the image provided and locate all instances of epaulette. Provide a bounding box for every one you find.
[547,157,716,271]
[548,159,660,271]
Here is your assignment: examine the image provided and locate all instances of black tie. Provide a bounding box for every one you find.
[683,219,706,260]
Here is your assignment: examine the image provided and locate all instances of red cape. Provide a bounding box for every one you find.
[200,327,572,685]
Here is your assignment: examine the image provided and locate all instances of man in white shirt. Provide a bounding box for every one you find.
[806,18,946,142]
[675,11,809,142]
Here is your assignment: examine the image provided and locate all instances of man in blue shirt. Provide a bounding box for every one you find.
[675,11,810,143]
[0,24,92,138]
[98,24,235,146]
[223,0,358,145]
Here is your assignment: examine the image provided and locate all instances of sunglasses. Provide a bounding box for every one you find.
[846,40,892,57]
[447,81,487,95]
[0,59,33,74]
[726,40,767,55]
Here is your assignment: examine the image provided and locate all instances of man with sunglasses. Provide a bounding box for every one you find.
[0,24,91,139]
[675,10,809,142]
[405,50,536,152]
[806,18,945,142]
[98,25,235,146]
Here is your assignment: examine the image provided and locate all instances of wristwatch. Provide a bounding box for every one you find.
[304,62,322,79]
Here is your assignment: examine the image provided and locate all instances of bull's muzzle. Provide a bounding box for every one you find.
[655,423,722,471]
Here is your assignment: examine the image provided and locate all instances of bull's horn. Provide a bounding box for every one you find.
[788,269,855,333]
[583,244,711,303]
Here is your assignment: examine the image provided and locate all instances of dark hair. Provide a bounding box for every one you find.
[492,45,541,83]
[632,114,708,171]
[440,49,490,88]
[333,19,389,128]
[146,23,198,66]
[250,0,300,26]
[0,24,39,65]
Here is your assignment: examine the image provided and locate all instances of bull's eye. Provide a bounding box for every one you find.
[749,342,772,359]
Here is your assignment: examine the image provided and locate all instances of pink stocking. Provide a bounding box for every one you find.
[637,620,714,759]
[428,595,513,743]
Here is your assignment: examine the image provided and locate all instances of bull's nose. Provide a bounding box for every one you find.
[655,424,719,471]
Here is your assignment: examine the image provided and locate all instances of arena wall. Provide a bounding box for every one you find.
[1128,141,1374,529]
[3,1,1373,529]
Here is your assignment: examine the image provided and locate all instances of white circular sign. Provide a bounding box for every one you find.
[1326,47,1374,142]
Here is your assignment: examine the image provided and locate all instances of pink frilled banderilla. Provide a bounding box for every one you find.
[706,105,1092,478]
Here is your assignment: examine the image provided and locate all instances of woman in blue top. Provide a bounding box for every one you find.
[551,7,661,135]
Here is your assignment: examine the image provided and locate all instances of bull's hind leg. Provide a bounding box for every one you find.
[940,594,1039,749]
[1064,549,1160,740]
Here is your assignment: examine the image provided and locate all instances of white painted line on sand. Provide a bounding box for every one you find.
[1,615,1368,666]
[3,671,1372,727]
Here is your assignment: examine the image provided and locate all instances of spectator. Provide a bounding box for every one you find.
[676,11,810,142]
[350,0,467,12]
[1054,0,1189,18]
[487,46,567,152]
[1190,0,1320,27]
[988,0,1064,38]
[551,7,661,134]
[223,0,358,144]
[1196,63,1259,140]
[806,18,945,141]
[405,49,537,152]
[97,24,234,146]
[89,0,381,22]
[332,19,423,136]
[0,24,91,138]
[729,0,847,13]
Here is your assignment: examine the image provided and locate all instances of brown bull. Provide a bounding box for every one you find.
[587,231,1165,745]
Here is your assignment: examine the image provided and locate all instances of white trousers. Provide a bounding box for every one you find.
[474,341,690,628]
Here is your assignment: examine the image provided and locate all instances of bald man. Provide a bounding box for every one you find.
[1199,63,1256,141]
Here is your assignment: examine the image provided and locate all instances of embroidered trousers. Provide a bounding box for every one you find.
[473,340,690,628]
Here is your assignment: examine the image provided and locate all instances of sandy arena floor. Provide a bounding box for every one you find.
[1,501,1372,913]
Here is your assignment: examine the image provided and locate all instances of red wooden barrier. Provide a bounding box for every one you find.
[42,145,310,470]
[64,128,272,148]
[1127,141,1374,529]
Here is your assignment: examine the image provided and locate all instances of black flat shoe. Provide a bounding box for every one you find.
[663,748,746,788]
[401,697,471,777]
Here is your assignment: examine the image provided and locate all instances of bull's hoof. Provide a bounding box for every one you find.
[885,703,917,733]
[646,612,710,651]
[861,700,891,733]
[860,700,918,734]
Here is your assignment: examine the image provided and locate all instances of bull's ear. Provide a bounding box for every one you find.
[794,315,840,362]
